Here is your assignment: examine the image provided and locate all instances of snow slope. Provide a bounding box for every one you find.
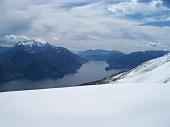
[0,84,170,127]
[0,54,170,127]
[111,53,170,83]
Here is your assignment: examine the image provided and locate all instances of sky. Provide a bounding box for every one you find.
[0,0,170,52]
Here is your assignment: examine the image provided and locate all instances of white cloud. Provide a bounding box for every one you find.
[144,41,158,47]
[107,0,170,22]
[3,34,47,45]
[0,0,170,52]
[52,37,60,42]
[4,34,32,44]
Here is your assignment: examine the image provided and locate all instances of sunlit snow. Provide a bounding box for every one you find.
[112,53,170,83]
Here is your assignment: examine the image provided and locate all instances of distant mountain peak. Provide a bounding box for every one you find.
[0,42,86,85]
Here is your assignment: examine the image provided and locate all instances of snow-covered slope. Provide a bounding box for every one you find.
[111,53,170,83]
[0,54,170,127]
[0,84,170,127]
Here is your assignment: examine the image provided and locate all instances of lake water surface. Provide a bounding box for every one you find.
[1,61,121,92]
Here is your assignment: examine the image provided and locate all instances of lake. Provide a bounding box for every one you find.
[0,61,121,92]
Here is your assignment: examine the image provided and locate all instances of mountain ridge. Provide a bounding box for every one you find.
[0,41,87,83]
[77,49,125,61]
[106,50,169,70]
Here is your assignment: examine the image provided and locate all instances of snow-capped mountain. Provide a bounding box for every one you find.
[0,41,86,84]
[14,40,52,53]
[110,53,170,84]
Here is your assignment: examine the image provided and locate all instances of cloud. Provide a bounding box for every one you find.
[144,41,160,47]
[107,0,170,22]
[3,34,32,44]
[52,37,60,42]
[0,0,170,52]
[1,34,47,46]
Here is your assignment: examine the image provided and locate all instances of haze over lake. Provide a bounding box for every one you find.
[0,61,121,92]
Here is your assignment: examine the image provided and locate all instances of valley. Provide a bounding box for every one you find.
[0,61,121,92]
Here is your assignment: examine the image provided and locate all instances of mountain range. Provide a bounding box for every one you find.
[0,41,169,84]
[77,49,125,61]
[106,50,169,70]
[77,49,169,70]
[0,41,86,83]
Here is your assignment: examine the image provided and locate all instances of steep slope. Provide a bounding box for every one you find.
[107,50,169,70]
[110,53,170,83]
[0,41,86,83]
[0,46,8,54]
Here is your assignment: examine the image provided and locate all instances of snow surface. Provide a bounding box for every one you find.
[0,83,170,127]
[111,53,170,83]
[0,53,170,127]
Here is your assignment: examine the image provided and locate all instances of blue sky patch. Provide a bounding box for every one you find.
[142,21,170,27]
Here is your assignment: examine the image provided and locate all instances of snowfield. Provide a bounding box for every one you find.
[0,84,170,127]
[0,54,170,127]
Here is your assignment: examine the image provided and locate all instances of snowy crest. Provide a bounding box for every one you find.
[112,53,170,83]
[16,40,48,48]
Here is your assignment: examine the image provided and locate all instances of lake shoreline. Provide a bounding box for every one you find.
[0,61,122,92]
